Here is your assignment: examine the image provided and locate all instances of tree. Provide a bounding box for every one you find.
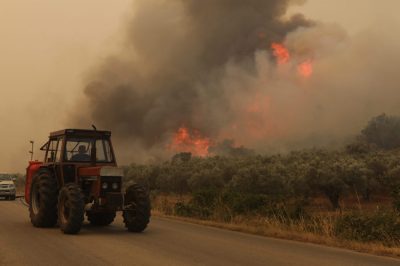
[306,153,349,210]
[361,113,400,150]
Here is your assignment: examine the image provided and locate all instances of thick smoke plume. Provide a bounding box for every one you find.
[76,0,400,162]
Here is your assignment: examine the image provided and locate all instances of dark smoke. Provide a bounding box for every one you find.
[78,0,312,160]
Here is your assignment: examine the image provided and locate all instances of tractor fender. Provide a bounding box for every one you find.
[25,161,43,204]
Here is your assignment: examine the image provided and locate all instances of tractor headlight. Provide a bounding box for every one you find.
[102,182,108,190]
[112,182,119,190]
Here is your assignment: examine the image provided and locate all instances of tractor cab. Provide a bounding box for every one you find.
[43,129,115,164]
[38,129,117,184]
[25,128,150,234]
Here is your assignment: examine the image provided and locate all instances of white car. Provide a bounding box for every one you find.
[0,180,16,200]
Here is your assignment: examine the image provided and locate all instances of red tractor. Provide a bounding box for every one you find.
[25,129,150,234]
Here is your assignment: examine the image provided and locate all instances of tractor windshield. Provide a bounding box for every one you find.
[65,138,114,163]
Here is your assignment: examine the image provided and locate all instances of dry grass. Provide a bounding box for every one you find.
[151,195,400,259]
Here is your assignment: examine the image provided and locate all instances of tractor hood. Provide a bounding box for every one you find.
[79,166,124,177]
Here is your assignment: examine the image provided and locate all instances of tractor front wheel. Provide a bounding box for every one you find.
[87,211,116,226]
[58,183,84,234]
[123,184,151,232]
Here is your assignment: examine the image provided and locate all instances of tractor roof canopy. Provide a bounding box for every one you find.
[49,129,111,139]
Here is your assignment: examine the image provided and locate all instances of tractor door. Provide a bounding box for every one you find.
[61,138,80,184]
[63,138,93,183]
[44,138,64,187]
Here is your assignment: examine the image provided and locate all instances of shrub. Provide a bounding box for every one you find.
[391,185,400,212]
[174,190,219,219]
[174,201,213,219]
[221,191,267,215]
[174,202,194,217]
[191,189,219,208]
[334,211,400,245]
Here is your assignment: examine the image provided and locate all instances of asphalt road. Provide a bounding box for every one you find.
[0,199,399,266]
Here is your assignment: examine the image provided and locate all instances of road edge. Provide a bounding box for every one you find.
[152,211,400,260]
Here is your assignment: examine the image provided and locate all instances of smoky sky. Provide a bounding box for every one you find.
[81,0,312,147]
[3,0,400,172]
[77,0,400,162]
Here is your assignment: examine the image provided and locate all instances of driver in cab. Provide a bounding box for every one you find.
[71,145,91,161]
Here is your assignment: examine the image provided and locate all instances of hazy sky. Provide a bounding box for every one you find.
[0,0,132,172]
[0,0,399,172]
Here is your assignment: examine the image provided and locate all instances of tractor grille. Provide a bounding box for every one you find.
[106,192,123,208]
[100,176,121,197]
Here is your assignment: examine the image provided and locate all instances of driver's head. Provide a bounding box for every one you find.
[78,145,86,154]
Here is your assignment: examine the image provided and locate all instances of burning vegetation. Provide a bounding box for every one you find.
[168,39,315,157]
[169,127,211,157]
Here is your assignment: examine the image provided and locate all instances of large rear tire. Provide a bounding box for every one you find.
[123,184,151,232]
[29,169,58,227]
[58,183,84,234]
[87,211,116,226]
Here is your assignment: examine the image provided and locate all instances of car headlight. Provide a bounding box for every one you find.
[112,183,119,190]
[102,182,108,189]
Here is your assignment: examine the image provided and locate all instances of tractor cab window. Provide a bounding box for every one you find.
[95,139,114,162]
[55,138,63,162]
[65,139,91,162]
[46,140,59,163]
[65,138,113,163]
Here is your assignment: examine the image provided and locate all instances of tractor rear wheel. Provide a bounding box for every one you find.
[29,169,58,227]
[123,184,151,232]
[87,211,116,226]
[58,183,84,234]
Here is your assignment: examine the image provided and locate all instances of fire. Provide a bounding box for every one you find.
[271,42,313,79]
[271,42,290,65]
[298,60,313,78]
[169,126,211,157]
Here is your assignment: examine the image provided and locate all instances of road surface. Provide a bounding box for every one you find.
[0,199,399,266]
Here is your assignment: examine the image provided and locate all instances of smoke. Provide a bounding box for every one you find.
[75,0,400,162]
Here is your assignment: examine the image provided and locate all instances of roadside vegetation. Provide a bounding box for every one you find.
[124,114,400,256]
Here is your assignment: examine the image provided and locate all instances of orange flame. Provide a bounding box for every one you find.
[298,60,313,78]
[169,126,210,157]
[271,42,290,65]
